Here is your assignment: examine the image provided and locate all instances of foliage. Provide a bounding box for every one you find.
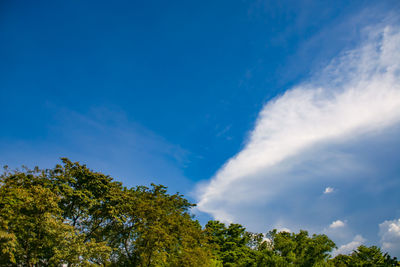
[205,221,260,266]
[331,245,399,266]
[0,159,211,266]
[205,221,337,267]
[267,229,336,266]
[0,176,110,266]
[106,184,211,266]
[0,159,399,266]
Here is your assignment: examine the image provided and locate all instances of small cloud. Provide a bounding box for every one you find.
[379,218,400,256]
[324,187,334,194]
[330,220,346,229]
[334,235,366,256]
[277,227,291,233]
[273,222,292,233]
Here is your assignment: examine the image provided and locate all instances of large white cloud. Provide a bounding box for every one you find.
[195,25,400,232]
[379,218,400,256]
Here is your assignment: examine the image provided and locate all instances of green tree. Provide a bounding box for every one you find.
[0,174,110,266]
[205,220,262,266]
[108,184,211,266]
[48,158,126,243]
[0,159,212,266]
[204,222,337,267]
[263,229,336,266]
[2,159,399,266]
[331,245,399,266]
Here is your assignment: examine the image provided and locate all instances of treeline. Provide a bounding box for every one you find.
[0,159,398,266]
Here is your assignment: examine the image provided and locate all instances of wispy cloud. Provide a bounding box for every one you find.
[195,24,400,234]
[0,106,192,193]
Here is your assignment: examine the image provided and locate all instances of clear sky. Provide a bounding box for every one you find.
[1,0,400,257]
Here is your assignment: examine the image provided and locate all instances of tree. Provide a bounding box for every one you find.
[0,172,110,266]
[267,229,336,266]
[204,223,337,267]
[1,159,399,266]
[331,245,399,266]
[0,159,212,266]
[205,220,263,266]
[108,184,211,266]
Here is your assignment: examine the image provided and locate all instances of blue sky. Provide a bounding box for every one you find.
[1,0,400,257]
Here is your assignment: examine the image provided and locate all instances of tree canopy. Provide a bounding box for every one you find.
[0,159,398,266]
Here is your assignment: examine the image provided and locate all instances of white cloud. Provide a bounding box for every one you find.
[277,227,291,233]
[333,235,366,256]
[324,187,334,194]
[196,25,400,226]
[330,220,346,229]
[379,218,400,256]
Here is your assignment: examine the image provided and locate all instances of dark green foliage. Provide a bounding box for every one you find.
[268,229,336,266]
[205,221,260,266]
[205,223,338,267]
[331,245,399,266]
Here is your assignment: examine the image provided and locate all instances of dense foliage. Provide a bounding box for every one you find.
[0,159,398,266]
